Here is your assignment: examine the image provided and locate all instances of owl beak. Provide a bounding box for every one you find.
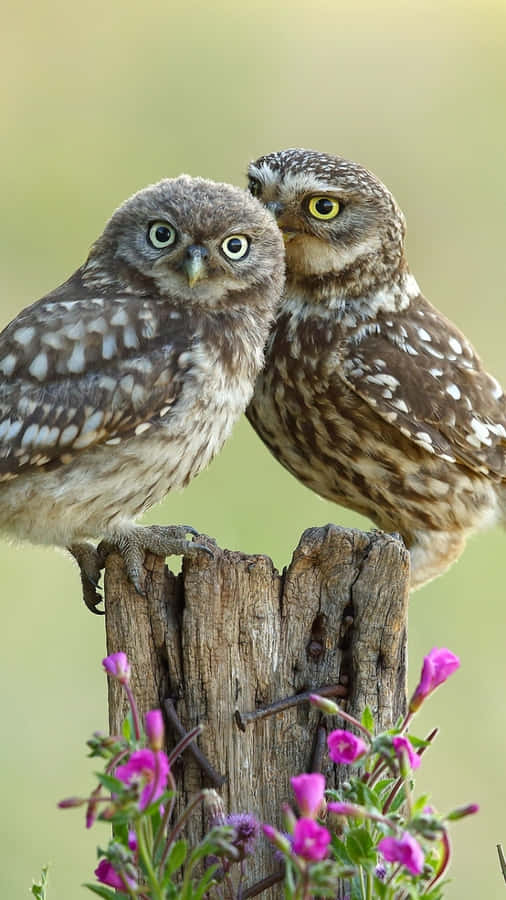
[184,245,209,287]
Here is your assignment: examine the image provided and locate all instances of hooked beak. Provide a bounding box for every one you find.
[265,201,298,243]
[183,245,209,287]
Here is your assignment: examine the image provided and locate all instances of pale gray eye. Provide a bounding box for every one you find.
[221,234,250,260]
[148,221,177,249]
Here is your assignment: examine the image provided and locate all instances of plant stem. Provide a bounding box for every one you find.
[137,818,163,900]
[160,790,206,871]
[124,683,142,741]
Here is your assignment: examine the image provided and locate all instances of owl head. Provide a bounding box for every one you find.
[85,175,285,311]
[247,149,406,279]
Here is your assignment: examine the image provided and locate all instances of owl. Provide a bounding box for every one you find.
[246,148,505,588]
[0,175,285,611]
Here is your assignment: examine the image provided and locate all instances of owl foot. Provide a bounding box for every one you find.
[99,525,214,598]
[68,541,107,615]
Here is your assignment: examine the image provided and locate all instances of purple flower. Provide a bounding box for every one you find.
[102,652,131,684]
[291,773,325,818]
[409,648,460,712]
[145,709,164,751]
[378,832,425,876]
[375,863,387,880]
[292,818,331,861]
[328,729,367,765]
[95,859,136,891]
[392,735,421,770]
[128,829,138,852]
[226,813,259,857]
[116,748,169,810]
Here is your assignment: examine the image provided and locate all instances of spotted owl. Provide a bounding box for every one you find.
[0,175,285,611]
[246,148,505,588]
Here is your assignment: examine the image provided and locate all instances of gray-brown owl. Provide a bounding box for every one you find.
[246,148,505,588]
[0,176,285,611]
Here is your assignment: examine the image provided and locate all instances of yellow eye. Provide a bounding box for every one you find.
[307,196,340,220]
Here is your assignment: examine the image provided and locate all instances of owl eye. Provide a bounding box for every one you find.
[221,234,250,260]
[148,221,177,249]
[307,196,340,220]
[248,178,261,198]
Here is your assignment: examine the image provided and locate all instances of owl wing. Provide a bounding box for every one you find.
[336,295,506,480]
[0,275,193,481]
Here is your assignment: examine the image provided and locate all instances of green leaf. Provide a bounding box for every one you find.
[96,772,126,793]
[83,884,122,899]
[191,864,219,900]
[31,865,49,899]
[122,714,132,742]
[361,706,375,734]
[345,828,375,865]
[162,839,188,880]
[330,835,352,865]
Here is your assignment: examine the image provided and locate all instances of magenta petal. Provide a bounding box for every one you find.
[102,652,131,683]
[292,818,331,861]
[392,735,421,770]
[327,729,367,764]
[378,832,425,876]
[291,773,325,817]
[95,860,128,890]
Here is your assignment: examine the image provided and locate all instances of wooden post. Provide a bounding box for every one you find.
[105,524,409,897]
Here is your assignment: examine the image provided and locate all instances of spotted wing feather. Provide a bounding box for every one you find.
[337,294,506,479]
[0,274,191,479]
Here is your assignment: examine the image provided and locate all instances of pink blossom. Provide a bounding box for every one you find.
[409,648,460,712]
[102,652,131,684]
[292,818,331,861]
[116,748,169,810]
[145,709,164,751]
[392,735,421,770]
[327,729,367,765]
[95,859,136,890]
[378,832,425,876]
[291,773,325,818]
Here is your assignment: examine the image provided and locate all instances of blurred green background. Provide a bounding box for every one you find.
[1,0,505,896]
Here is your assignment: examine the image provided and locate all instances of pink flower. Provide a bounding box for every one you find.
[145,709,164,751]
[292,818,331,861]
[95,859,136,890]
[392,735,421,770]
[116,748,169,810]
[409,648,460,712]
[102,652,131,684]
[378,832,425,876]
[328,729,367,764]
[291,773,325,818]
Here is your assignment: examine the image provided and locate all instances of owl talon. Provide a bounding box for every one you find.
[68,541,105,614]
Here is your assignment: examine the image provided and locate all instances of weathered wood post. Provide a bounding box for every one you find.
[105,524,410,897]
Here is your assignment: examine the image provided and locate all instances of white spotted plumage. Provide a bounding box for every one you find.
[0,175,285,608]
[246,148,505,588]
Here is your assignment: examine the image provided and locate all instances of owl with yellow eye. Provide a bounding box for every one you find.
[246,148,506,589]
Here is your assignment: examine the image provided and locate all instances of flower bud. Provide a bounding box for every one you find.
[145,709,164,751]
[102,652,131,684]
[446,803,479,821]
[262,824,292,855]
[309,694,339,715]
